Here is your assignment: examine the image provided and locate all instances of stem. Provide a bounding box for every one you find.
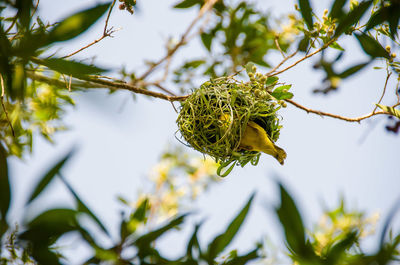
[285,98,389,122]
[0,74,15,138]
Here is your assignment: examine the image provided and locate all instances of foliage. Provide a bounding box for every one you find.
[0,0,400,264]
[1,148,399,264]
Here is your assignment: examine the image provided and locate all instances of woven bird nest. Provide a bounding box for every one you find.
[176,69,291,176]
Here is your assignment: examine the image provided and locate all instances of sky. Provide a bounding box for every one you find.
[7,0,400,263]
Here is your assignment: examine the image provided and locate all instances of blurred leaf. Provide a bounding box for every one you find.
[298,36,310,52]
[334,0,372,37]
[338,62,369,78]
[39,58,107,76]
[329,42,345,51]
[134,214,187,246]
[16,0,33,30]
[0,143,10,237]
[30,245,61,265]
[326,231,358,263]
[276,184,315,260]
[132,198,148,222]
[27,149,75,204]
[58,175,109,236]
[366,4,400,38]
[47,3,111,44]
[201,32,213,51]
[387,5,400,39]
[187,223,202,258]
[329,0,347,19]
[222,246,260,265]
[207,193,255,261]
[20,208,78,243]
[0,25,13,98]
[355,33,390,59]
[298,0,313,30]
[366,6,389,31]
[174,0,200,9]
[12,61,26,100]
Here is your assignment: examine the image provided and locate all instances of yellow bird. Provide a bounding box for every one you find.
[239,121,287,165]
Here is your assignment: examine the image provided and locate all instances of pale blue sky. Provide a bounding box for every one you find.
[8,0,400,263]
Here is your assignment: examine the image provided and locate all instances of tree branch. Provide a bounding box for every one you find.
[27,72,189,102]
[285,98,390,122]
[137,0,218,81]
[267,38,337,77]
[62,0,118,59]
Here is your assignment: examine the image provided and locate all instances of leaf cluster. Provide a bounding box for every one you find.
[0,1,111,156]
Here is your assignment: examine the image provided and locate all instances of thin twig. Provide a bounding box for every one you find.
[138,0,218,81]
[62,0,117,58]
[373,71,391,113]
[274,36,285,58]
[268,37,337,77]
[151,82,177,96]
[266,50,298,76]
[104,0,116,36]
[0,74,15,138]
[31,0,40,19]
[285,98,388,122]
[28,72,188,101]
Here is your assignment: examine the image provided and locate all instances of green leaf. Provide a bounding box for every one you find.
[134,214,187,246]
[338,62,369,78]
[355,33,390,59]
[174,0,200,9]
[12,61,26,100]
[207,193,255,261]
[298,36,310,52]
[329,41,345,51]
[58,175,109,236]
[271,91,293,100]
[201,32,213,51]
[27,149,75,204]
[326,231,358,263]
[0,25,13,99]
[16,0,33,30]
[0,143,10,234]
[366,6,389,31]
[132,198,149,222]
[40,58,107,76]
[334,0,373,37]
[387,5,400,39]
[217,160,235,177]
[376,104,400,119]
[298,0,313,30]
[329,0,347,19]
[20,208,78,243]
[265,76,279,86]
[47,3,111,44]
[276,184,312,258]
[223,246,260,265]
[186,223,202,258]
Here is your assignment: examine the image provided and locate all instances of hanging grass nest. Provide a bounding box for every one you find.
[176,66,293,176]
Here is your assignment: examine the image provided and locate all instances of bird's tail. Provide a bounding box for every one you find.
[274,145,287,165]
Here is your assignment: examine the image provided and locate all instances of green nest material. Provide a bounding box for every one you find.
[177,71,292,176]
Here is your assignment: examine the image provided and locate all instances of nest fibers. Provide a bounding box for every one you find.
[176,73,290,176]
